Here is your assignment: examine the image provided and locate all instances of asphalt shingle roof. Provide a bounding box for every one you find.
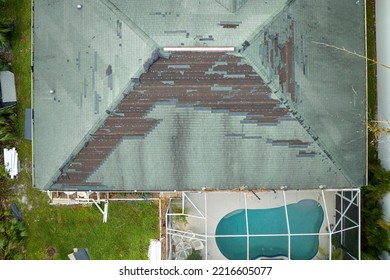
[33,0,366,191]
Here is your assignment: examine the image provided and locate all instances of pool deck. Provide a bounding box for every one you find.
[182,190,336,260]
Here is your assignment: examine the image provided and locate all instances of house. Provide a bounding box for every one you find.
[0,71,17,109]
[32,0,366,260]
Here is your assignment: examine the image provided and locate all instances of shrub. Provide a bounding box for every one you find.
[361,164,390,259]
[186,250,202,260]
[0,209,27,259]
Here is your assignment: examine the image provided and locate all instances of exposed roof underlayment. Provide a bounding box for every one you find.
[51,52,353,191]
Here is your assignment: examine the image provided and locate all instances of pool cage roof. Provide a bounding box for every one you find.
[165,188,360,260]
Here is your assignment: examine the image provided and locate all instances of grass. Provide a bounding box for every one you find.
[0,0,33,202]
[366,0,378,167]
[366,0,376,122]
[18,177,159,260]
[0,0,32,163]
[24,198,159,260]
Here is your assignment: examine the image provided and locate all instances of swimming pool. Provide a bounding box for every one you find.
[215,199,324,260]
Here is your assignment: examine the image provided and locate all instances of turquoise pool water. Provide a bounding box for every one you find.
[215,199,324,260]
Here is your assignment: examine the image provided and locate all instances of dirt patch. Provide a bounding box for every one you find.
[45,246,57,259]
[21,34,30,43]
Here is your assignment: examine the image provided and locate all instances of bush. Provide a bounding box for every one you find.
[0,209,27,259]
[361,164,390,259]
[0,18,13,50]
[186,250,202,260]
[0,107,18,145]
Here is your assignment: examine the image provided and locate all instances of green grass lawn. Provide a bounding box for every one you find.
[20,184,159,260]
[24,198,159,260]
[18,184,159,260]
[1,0,33,210]
[0,0,32,163]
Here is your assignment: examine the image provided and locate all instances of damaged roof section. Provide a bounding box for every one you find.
[242,0,366,187]
[51,52,353,191]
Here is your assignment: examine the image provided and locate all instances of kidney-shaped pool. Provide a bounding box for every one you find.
[215,199,324,260]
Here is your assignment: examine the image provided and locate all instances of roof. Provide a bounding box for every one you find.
[0,71,17,105]
[33,0,366,191]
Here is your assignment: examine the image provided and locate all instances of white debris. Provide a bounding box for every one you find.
[148,239,161,260]
[3,148,20,179]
